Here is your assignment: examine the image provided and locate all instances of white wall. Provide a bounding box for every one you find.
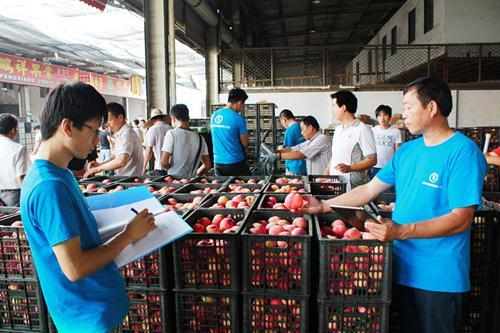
[445,0,500,43]
[126,98,146,121]
[456,90,500,127]
[25,86,45,123]
[217,88,500,128]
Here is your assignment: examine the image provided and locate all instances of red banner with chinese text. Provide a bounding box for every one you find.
[0,52,143,98]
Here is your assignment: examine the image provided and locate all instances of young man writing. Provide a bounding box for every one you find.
[20,82,155,332]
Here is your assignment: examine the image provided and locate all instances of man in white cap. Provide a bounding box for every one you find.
[142,108,172,175]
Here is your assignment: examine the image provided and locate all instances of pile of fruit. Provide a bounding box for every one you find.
[274,177,304,185]
[163,196,205,212]
[147,185,177,196]
[188,187,219,194]
[192,214,245,234]
[246,297,304,331]
[231,178,266,185]
[0,221,34,277]
[207,195,256,209]
[163,176,190,184]
[267,184,307,193]
[178,293,234,332]
[226,184,261,193]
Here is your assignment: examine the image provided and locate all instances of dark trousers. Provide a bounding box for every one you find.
[369,167,381,180]
[146,170,168,176]
[214,159,250,176]
[392,284,463,333]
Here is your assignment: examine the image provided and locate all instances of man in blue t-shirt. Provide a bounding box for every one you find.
[279,109,306,175]
[20,82,156,333]
[302,77,487,333]
[210,87,250,175]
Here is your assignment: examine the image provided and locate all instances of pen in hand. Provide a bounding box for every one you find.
[130,208,165,217]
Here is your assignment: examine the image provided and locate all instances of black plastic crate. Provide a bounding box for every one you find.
[470,208,499,259]
[466,259,493,310]
[319,299,389,333]
[0,222,35,279]
[242,211,312,294]
[0,279,47,332]
[309,182,347,196]
[229,176,269,185]
[175,290,239,333]
[268,175,307,184]
[315,214,392,301]
[307,175,347,184]
[201,193,260,210]
[120,289,172,333]
[175,184,222,195]
[173,209,246,291]
[160,194,209,217]
[264,183,310,194]
[484,166,499,192]
[257,193,293,210]
[220,184,264,194]
[120,248,170,290]
[242,293,309,333]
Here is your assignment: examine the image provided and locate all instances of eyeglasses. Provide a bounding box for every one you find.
[80,123,100,137]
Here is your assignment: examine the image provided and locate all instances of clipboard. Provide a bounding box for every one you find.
[329,203,379,230]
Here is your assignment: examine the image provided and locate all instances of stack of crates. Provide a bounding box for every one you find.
[17,118,36,154]
[241,175,312,332]
[460,205,500,333]
[0,209,48,333]
[172,190,245,333]
[314,212,392,333]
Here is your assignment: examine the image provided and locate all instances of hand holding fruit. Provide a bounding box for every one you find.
[296,195,332,215]
[124,209,156,243]
[365,216,401,241]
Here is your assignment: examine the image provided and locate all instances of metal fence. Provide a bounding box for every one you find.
[219,43,500,90]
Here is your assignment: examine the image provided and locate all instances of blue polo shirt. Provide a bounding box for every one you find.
[283,122,306,175]
[376,132,487,293]
[210,107,248,164]
[20,160,128,333]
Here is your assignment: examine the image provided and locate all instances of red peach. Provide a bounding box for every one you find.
[291,228,307,236]
[292,217,307,229]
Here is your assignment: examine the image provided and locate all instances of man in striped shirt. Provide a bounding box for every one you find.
[275,116,331,175]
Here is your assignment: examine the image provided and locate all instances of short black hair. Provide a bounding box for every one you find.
[33,124,41,130]
[107,102,126,119]
[330,90,358,114]
[403,76,453,117]
[170,104,190,122]
[133,119,140,125]
[301,116,320,131]
[375,105,392,118]
[279,109,295,120]
[0,113,18,135]
[41,82,107,140]
[228,88,248,104]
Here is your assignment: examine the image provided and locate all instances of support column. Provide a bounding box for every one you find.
[144,0,175,117]
[206,26,219,115]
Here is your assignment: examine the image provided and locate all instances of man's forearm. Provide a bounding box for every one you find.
[143,148,153,172]
[281,151,306,161]
[322,182,380,212]
[98,156,126,172]
[350,156,377,172]
[486,155,500,166]
[397,209,474,240]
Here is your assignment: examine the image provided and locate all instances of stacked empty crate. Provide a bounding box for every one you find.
[172,175,245,332]
[0,207,48,332]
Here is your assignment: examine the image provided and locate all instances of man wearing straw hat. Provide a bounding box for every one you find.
[143,108,172,175]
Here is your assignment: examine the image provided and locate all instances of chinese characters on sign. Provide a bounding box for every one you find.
[0,52,144,98]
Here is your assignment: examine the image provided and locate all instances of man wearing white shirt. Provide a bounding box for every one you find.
[0,113,31,206]
[371,105,402,179]
[142,108,172,175]
[326,90,377,190]
[84,103,144,178]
